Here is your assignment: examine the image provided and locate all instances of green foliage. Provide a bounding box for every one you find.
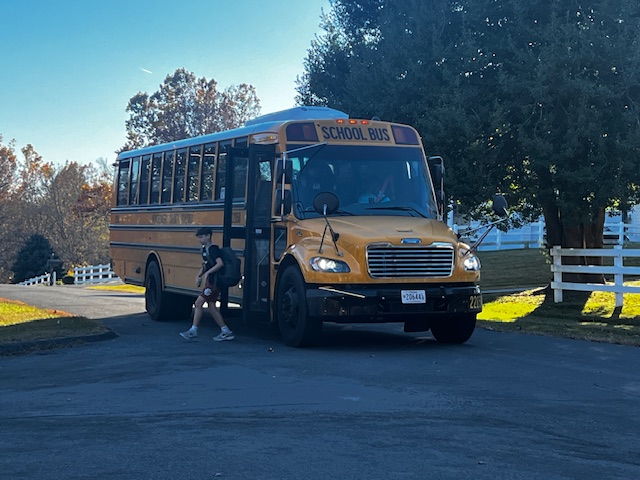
[122,68,262,150]
[298,0,640,248]
[10,234,61,283]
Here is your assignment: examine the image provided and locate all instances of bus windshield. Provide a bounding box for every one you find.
[289,145,438,219]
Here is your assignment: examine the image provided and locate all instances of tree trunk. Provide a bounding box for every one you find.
[543,204,606,284]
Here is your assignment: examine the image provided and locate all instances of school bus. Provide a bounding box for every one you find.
[110,106,487,347]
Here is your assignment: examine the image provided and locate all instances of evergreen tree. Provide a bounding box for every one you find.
[11,234,61,283]
[298,0,640,254]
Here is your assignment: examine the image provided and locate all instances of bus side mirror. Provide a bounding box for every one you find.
[428,156,445,187]
[428,156,445,216]
[275,158,292,185]
[275,188,292,215]
[492,194,509,217]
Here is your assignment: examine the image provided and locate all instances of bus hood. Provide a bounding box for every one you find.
[296,216,457,246]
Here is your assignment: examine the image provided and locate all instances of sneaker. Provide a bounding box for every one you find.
[213,331,235,342]
[180,329,198,339]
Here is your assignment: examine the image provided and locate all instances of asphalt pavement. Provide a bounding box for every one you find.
[1,284,639,479]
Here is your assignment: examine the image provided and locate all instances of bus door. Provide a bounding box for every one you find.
[242,144,276,320]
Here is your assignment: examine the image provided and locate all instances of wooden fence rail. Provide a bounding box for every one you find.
[550,246,640,307]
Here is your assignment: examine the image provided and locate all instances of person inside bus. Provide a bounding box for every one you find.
[180,226,234,342]
[358,174,392,204]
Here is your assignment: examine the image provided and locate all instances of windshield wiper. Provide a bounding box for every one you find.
[364,206,427,218]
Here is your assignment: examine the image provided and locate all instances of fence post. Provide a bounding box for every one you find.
[552,246,563,303]
[537,220,544,248]
[613,245,624,307]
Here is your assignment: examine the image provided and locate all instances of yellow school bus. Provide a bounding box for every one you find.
[110,106,484,347]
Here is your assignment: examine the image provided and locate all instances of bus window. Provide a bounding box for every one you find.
[187,145,202,202]
[138,155,151,205]
[117,160,130,206]
[201,143,215,201]
[161,151,174,203]
[173,149,187,203]
[129,156,140,205]
[234,157,248,200]
[215,151,227,200]
[149,153,162,204]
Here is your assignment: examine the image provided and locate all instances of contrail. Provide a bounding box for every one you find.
[139,67,153,74]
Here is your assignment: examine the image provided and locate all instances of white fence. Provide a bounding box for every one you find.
[18,264,118,286]
[550,246,640,307]
[19,273,52,286]
[73,264,117,285]
[454,220,640,251]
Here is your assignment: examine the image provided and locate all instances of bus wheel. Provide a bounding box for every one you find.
[430,313,476,344]
[145,261,171,321]
[276,267,321,347]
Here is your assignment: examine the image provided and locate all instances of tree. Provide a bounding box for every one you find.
[122,68,261,150]
[0,140,112,282]
[11,234,58,283]
[297,0,640,256]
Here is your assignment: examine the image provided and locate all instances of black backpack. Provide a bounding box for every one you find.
[206,246,242,288]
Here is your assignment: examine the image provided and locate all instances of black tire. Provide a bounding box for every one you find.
[145,261,172,321]
[276,267,322,347]
[430,313,477,344]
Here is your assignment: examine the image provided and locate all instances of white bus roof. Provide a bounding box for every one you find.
[116,106,349,160]
[245,106,348,126]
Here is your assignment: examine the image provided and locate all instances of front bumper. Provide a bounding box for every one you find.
[306,283,482,323]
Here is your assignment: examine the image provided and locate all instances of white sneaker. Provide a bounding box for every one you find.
[213,331,234,341]
[180,329,198,339]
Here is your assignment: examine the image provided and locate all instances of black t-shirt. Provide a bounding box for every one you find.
[202,245,222,283]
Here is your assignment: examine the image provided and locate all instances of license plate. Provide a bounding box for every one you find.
[401,290,426,304]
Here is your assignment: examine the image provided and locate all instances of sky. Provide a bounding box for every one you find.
[0,0,330,166]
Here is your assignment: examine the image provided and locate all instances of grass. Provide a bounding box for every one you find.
[0,297,109,345]
[87,283,145,294]
[477,247,640,346]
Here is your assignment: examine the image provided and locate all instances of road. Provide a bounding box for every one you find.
[1,284,639,479]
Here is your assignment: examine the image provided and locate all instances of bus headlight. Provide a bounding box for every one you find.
[310,257,351,273]
[462,254,481,271]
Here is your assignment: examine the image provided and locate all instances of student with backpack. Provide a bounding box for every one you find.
[180,226,234,342]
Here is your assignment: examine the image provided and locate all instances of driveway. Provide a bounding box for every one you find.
[1,284,639,479]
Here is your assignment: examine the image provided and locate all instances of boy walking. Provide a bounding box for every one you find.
[180,226,234,341]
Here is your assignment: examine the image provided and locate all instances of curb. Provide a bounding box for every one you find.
[0,329,119,357]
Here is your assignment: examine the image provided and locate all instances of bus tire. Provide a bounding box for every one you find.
[145,261,172,322]
[430,313,476,344]
[276,267,321,347]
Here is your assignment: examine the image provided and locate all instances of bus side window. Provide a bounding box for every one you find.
[187,145,202,202]
[233,157,248,200]
[129,156,140,205]
[173,149,187,203]
[201,143,216,201]
[215,151,228,200]
[161,151,174,203]
[149,153,162,204]
[138,155,151,205]
[117,160,130,206]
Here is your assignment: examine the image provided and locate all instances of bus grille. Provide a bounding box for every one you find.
[367,245,454,278]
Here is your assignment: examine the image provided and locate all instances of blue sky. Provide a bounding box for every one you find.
[0,0,330,165]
